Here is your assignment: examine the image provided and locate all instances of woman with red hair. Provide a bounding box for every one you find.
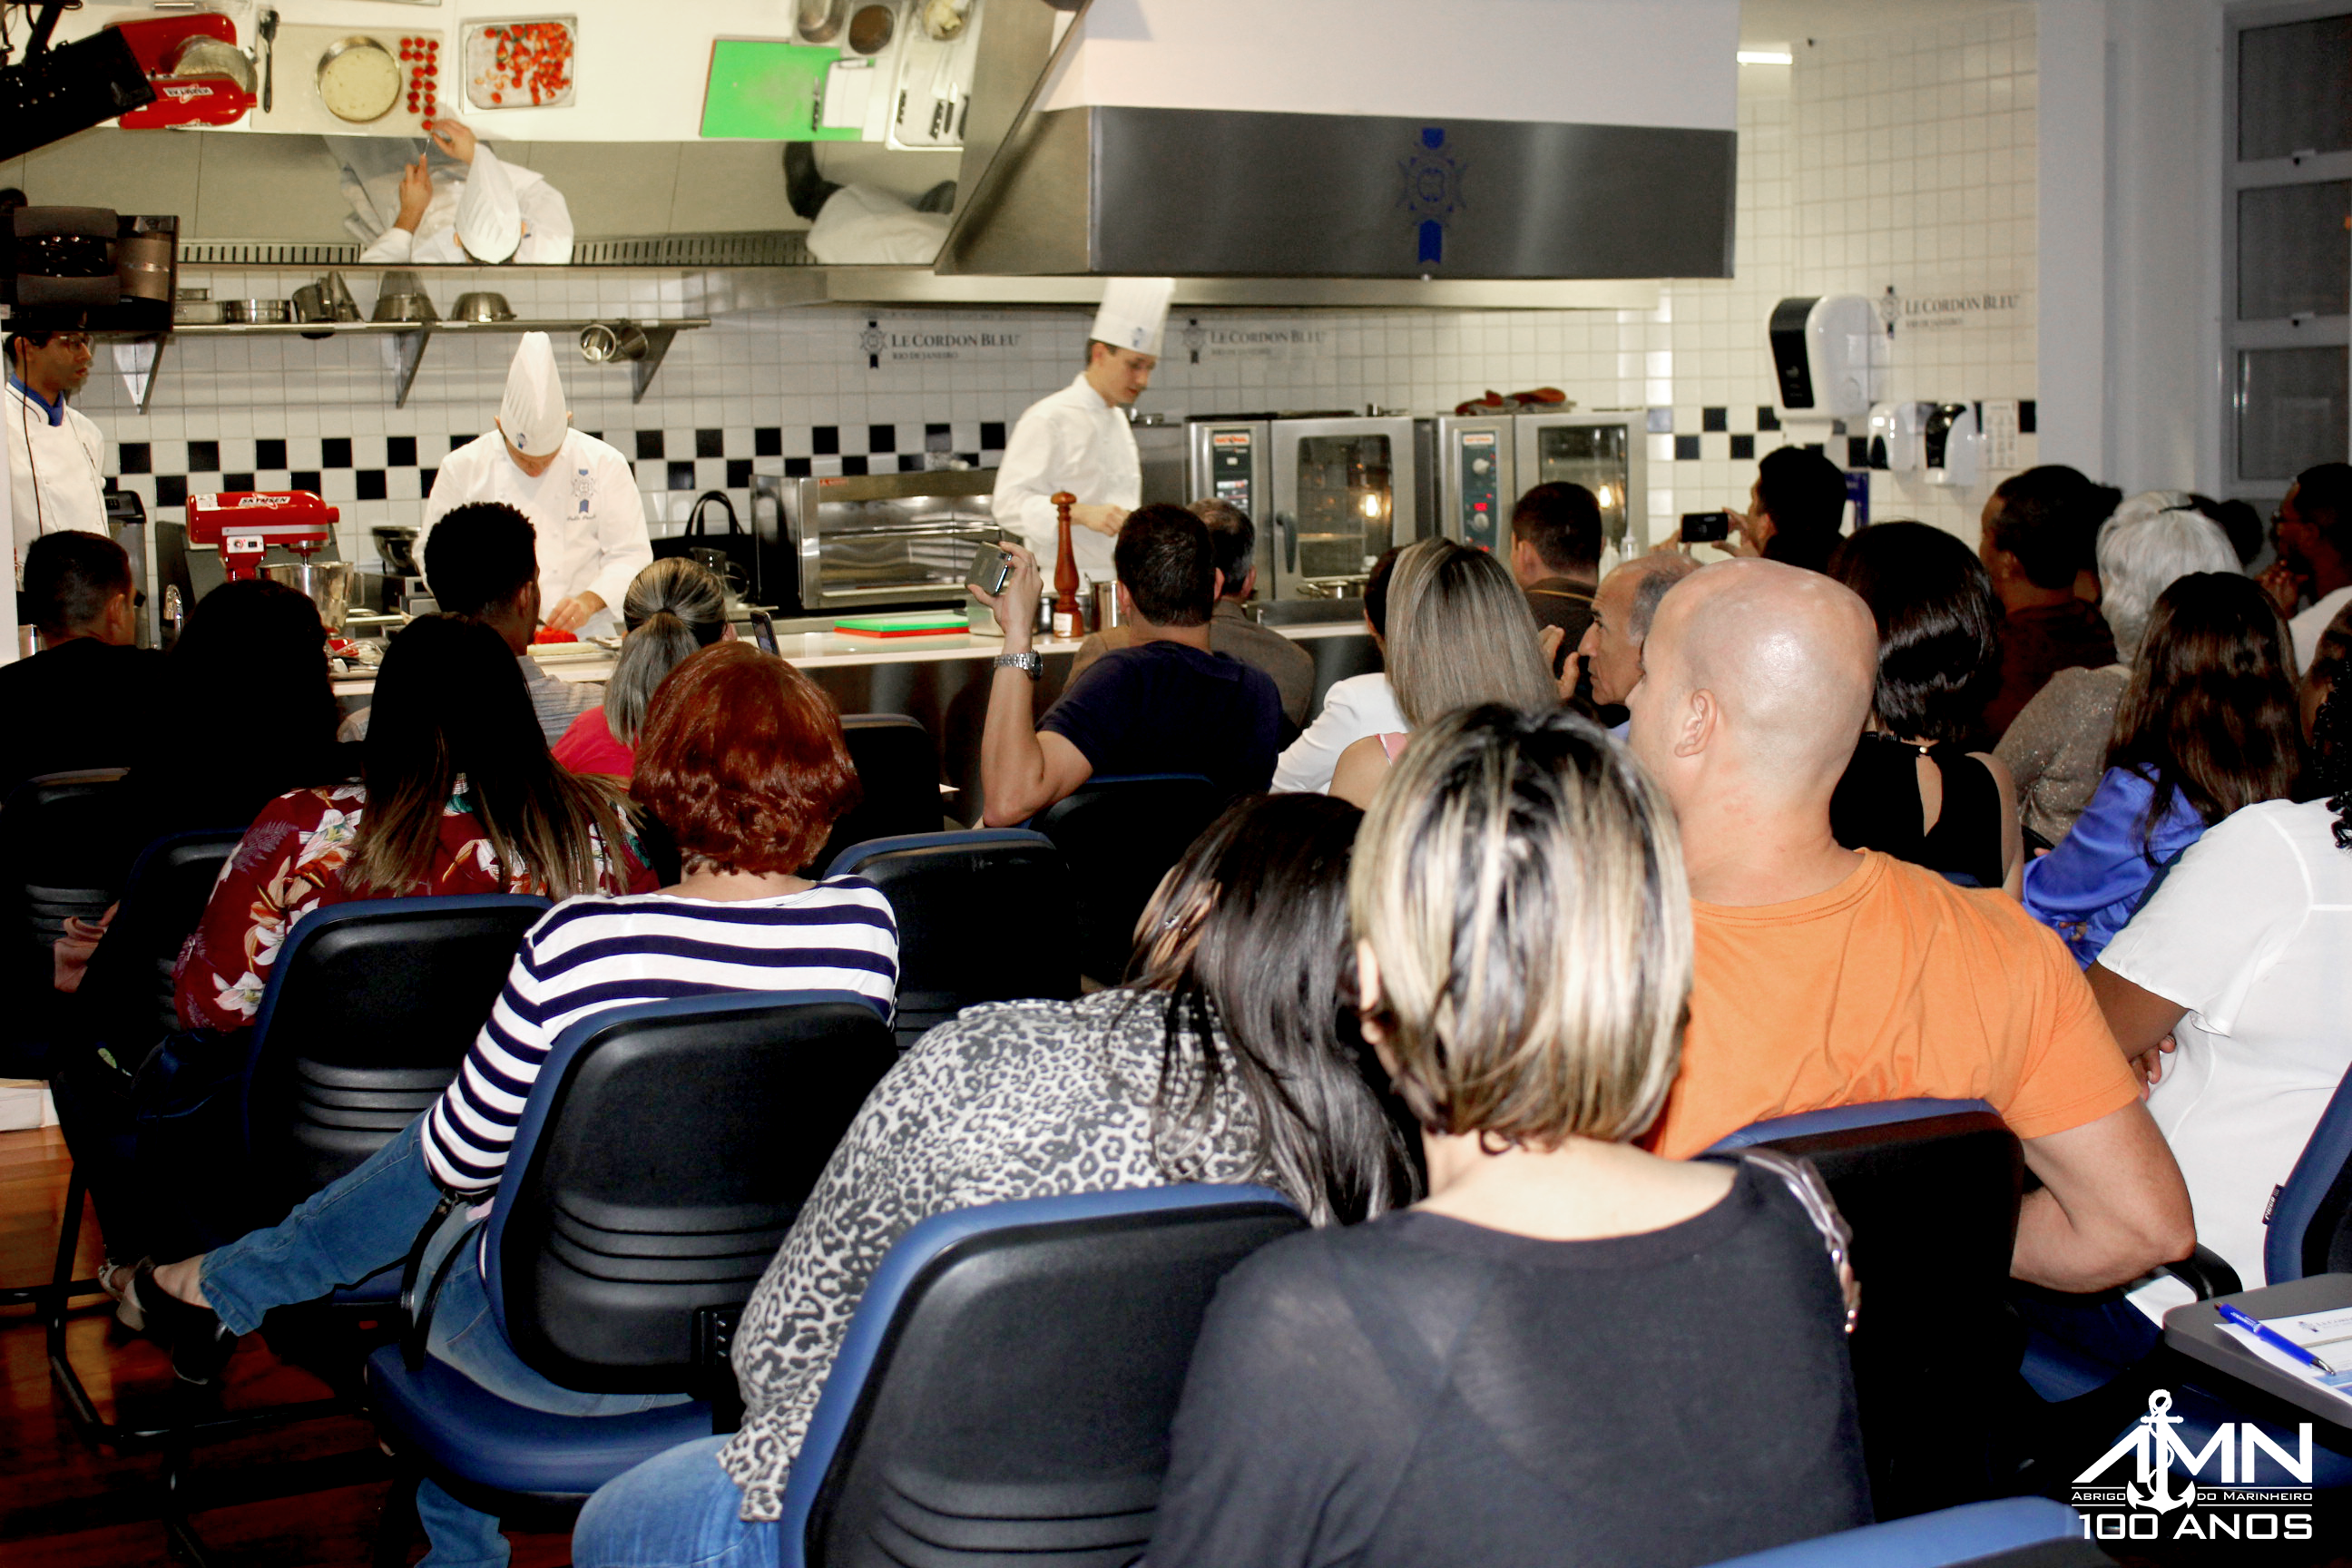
[131,643,899,1568]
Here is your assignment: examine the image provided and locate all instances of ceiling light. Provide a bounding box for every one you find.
[1737,49,1794,65]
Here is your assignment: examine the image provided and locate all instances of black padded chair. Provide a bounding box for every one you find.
[48,892,553,1465]
[825,828,1079,1047]
[1029,774,1228,986]
[23,829,244,1318]
[808,714,946,875]
[775,1184,1308,1568]
[363,990,900,1534]
[0,769,130,1025]
[1710,1100,2024,1521]
[240,894,553,1210]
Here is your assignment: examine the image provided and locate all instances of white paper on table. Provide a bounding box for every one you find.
[2218,1303,2352,1408]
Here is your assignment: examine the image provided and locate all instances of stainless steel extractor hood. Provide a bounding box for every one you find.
[941,0,1740,281]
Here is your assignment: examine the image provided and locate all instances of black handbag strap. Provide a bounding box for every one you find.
[686,490,741,538]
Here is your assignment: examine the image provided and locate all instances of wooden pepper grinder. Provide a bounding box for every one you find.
[1052,491,1085,641]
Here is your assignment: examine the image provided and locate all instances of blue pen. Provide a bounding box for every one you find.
[2217,1302,2337,1375]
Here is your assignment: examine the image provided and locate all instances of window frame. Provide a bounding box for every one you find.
[2223,0,2352,502]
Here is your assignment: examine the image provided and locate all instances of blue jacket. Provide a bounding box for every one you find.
[2023,766,2207,965]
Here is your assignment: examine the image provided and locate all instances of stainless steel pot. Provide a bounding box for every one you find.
[221,299,291,324]
[173,299,229,325]
[264,560,359,632]
[451,291,516,323]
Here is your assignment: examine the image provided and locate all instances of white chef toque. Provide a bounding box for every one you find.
[456,144,524,264]
[497,331,568,457]
[1089,277,1175,358]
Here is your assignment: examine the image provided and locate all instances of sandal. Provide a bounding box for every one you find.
[96,1258,146,1331]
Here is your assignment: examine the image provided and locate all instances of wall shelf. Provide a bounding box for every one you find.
[106,318,712,413]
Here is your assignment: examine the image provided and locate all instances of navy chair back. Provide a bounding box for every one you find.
[1029,774,1226,986]
[1710,1099,2023,1521]
[74,828,246,1052]
[483,991,899,1393]
[826,829,1078,1047]
[778,1184,1307,1568]
[808,715,944,875]
[244,895,549,1201]
[2262,1060,2352,1286]
[2,768,130,966]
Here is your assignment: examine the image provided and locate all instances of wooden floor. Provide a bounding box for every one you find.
[0,1125,569,1567]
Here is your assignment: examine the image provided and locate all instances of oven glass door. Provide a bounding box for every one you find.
[1530,422,1635,552]
[1292,434,1396,591]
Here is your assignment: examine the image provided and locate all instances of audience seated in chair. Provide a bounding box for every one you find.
[1546,549,1700,727]
[177,614,648,1038]
[1147,706,1872,1568]
[972,504,1284,825]
[1628,559,2193,1292]
[553,555,729,779]
[50,578,356,997]
[2086,681,2352,1305]
[0,529,169,799]
[345,501,603,747]
[2025,573,2304,965]
[570,792,1414,1567]
[1328,537,1556,809]
[1068,498,1316,732]
[54,612,647,1307]
[2261,460,2352,674]
[134,641,898,1566]
[1979,466,2124,738]
[1996,496,2238,847]
[1273,545,1405,794]
[1824,521,2022,894]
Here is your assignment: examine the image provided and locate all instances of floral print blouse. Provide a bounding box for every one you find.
[172,781,648,1033]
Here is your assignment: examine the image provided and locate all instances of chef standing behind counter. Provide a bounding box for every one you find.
[6,322,106,581]
[419,333,649,636]
[993,278,1175,596]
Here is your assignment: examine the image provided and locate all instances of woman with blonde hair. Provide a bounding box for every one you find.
[1150,707,1870,1568]
[1328,537,1555,807]
[554,555,730,779]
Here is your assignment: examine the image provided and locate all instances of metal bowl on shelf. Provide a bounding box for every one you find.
[265,560,360,632]
[372,291,438,324]
[450,291,515,323]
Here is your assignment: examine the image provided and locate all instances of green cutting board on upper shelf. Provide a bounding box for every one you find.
[700,39,860,141]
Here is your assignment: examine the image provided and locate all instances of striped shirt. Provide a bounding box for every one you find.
[419,877,900,1193]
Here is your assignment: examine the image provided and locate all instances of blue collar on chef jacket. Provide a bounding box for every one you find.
[7,376,65,427]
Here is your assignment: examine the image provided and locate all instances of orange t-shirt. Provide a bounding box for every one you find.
[1647,850,2141,1159]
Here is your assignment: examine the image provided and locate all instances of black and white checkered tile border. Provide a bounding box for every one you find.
[103,421,1015,511]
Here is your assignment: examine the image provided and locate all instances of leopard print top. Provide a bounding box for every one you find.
[716,989,1267,1521]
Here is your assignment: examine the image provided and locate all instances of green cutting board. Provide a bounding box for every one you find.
[700,40,860,141]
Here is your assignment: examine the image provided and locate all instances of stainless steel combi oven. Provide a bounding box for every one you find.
[1428,410,1649,560]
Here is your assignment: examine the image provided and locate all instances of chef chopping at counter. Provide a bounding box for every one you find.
[992,278,1175,595]
[419,332,649,634]
[6,319,106,580]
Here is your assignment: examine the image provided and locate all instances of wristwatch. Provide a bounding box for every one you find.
[993,652,1042,680]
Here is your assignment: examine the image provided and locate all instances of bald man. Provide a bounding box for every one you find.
[1632,561,2192,1294]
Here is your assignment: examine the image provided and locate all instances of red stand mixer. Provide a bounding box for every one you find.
[186,490,339,579]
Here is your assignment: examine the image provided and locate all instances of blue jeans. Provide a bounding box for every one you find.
[572,1436,776,1568]
[200,1116,686,1568]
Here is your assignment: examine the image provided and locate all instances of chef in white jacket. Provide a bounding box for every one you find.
[6,324,107,582]
[420,333,648,635]
[992,278,1174,593]
[346,119,574,266]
